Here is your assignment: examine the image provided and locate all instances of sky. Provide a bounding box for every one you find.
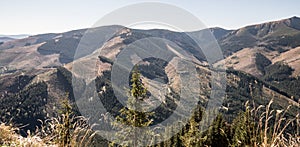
[1,0,300,35]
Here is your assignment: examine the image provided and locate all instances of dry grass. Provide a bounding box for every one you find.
[0,123,17,146]
[247,100,300,147]
[0,98,96,147]
[37,98,96,147]
[40,116,96,147]
[0,123,49,147]
[1,98,299,147]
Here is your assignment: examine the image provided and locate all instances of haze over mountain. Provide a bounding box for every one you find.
[0,34,30,43]
[0,34,30,39]
[0,37,15,43]
[0,16,299,136]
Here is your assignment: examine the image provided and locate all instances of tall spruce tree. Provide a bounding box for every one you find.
[231,106,255,146]
[202,114,230,146]
[180,106,203,147]
[111,67,154,147]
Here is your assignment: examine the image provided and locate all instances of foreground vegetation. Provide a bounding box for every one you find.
[0,69,299,147]
[1,99,298,146]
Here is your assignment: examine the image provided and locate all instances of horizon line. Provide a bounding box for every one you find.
[2,15,299,36]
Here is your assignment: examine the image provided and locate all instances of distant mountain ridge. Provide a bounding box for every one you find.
[0,34,30,39]
[0,34,30,43]
[0,16,300,133]
[0,37,15,43]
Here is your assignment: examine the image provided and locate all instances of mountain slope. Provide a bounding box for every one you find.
[219,16,300,56]
[0,16,300,135]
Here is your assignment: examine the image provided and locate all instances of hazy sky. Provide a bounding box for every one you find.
[1,0,300,35]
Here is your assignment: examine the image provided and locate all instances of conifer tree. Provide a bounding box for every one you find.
[180,106,203,147]
[112,66,154,147]
[56,95,73,147]
[203,114,229,146]
[231,106,255,146]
